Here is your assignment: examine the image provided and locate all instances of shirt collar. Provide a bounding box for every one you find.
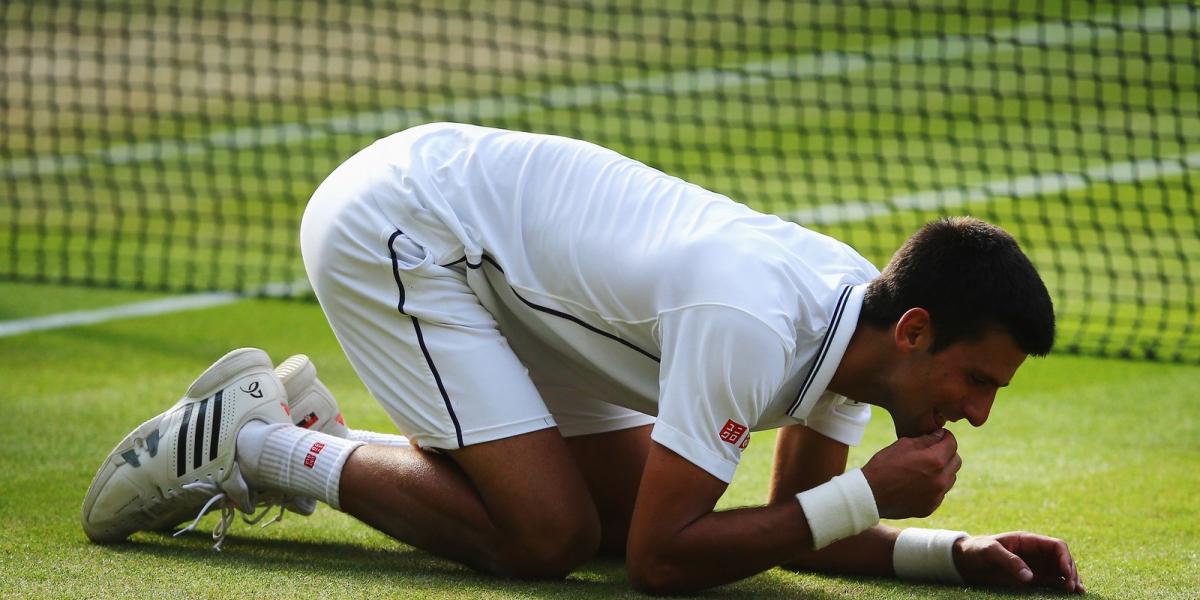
[786,283,866,419]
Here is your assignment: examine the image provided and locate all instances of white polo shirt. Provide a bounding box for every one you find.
[366,123,880,482]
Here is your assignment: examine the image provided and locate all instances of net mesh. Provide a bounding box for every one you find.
[2,1,1197,362]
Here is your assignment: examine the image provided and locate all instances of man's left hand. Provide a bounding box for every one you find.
[954,531,1084,594]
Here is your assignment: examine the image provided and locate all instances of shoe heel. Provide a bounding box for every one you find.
[275,354,315,396]
[186,348,274,399]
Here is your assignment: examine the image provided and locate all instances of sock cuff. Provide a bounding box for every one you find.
[255,426,363,509]
[348,428,412,448]
[321,438,364,510]
[236,420,291,477]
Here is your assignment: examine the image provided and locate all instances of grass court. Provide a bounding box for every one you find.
[0,281,1197,598]
[1,1,1198,597]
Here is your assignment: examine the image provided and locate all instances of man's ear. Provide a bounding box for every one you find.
[893,307,933,353]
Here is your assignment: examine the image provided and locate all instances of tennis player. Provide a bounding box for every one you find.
[83,123,1083,594]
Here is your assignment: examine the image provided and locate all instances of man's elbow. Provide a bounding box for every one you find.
[626,550,695,595]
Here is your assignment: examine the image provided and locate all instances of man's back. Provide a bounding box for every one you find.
[302,122,880,481]
[362,122,876,359]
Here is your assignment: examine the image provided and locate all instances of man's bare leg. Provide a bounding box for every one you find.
[338,427,602,578]
[562,425,652,555]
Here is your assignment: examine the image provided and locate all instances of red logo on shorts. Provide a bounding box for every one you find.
[302,442,326,469]
[719,419,748,445]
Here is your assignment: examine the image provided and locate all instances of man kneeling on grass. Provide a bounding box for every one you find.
[82,123,1083,594]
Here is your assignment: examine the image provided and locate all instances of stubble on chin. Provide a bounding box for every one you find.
[892,415,929,439]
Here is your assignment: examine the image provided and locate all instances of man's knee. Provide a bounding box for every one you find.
[492,507,602,579]
[450,428,606,578]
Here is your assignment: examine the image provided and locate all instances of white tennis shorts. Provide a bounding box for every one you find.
[299,146,654,450]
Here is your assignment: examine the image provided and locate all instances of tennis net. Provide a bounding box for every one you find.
[2,1,1197,362]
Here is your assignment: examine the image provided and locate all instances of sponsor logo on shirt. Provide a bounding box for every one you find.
[719,419,748,445]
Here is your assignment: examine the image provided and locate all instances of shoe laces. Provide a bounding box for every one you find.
[173,478,236,551]
[241,502,287,528]
[171,474,301,549]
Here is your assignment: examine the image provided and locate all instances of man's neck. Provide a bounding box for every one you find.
[826,318,894,411]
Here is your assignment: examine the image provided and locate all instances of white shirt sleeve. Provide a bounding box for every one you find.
[651,305,791,483]
[803,392,872,446]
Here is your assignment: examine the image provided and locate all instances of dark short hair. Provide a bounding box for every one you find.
[861,217,1055,355]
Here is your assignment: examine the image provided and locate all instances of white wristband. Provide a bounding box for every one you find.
[795,468,880,550]
[893,528,969,583]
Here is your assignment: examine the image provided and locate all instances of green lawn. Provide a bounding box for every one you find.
[0,281,1196,598]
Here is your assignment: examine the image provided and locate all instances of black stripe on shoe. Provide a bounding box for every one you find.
[209,389,223,461]
[176,403,194,477]
[192,397,209,470]
[146,428,160,458]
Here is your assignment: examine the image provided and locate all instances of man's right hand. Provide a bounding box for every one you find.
[861,428,961,519]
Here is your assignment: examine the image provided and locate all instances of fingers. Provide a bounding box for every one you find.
[936,434,960,491]
[1055,538,1082,594]
[989,542,1033,584]
[1002,532,1084,594]
[932,429,959,461]
[1022,533,1077,592]
[912,427,948,448]
[946,452,962,475]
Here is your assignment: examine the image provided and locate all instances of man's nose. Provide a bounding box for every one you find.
[964,394,995,428]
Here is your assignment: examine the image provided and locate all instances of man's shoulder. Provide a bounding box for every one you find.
[660,234,874,337]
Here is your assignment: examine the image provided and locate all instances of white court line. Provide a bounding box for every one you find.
[0,292,238,337]
[0,280,307,338]
[3,150,1198,338]
[1,3,1191,178]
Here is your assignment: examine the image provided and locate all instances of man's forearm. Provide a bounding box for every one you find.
[629,488,820,593]
[630,437,910,594]
[783,523,900,577]
[628,444,848,594]
[769,425,899,577]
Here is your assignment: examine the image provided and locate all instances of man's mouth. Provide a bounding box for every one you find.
[932,409,947,429]
[900,410,949,438]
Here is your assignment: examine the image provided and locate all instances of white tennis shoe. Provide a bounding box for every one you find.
[277,354,349,439]
[81,348,290,547]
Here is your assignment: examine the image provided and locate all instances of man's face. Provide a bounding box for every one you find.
[888,329,1028,438]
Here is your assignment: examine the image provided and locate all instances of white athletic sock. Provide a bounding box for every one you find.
[347,428,412,448]
[237,421,364,510]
